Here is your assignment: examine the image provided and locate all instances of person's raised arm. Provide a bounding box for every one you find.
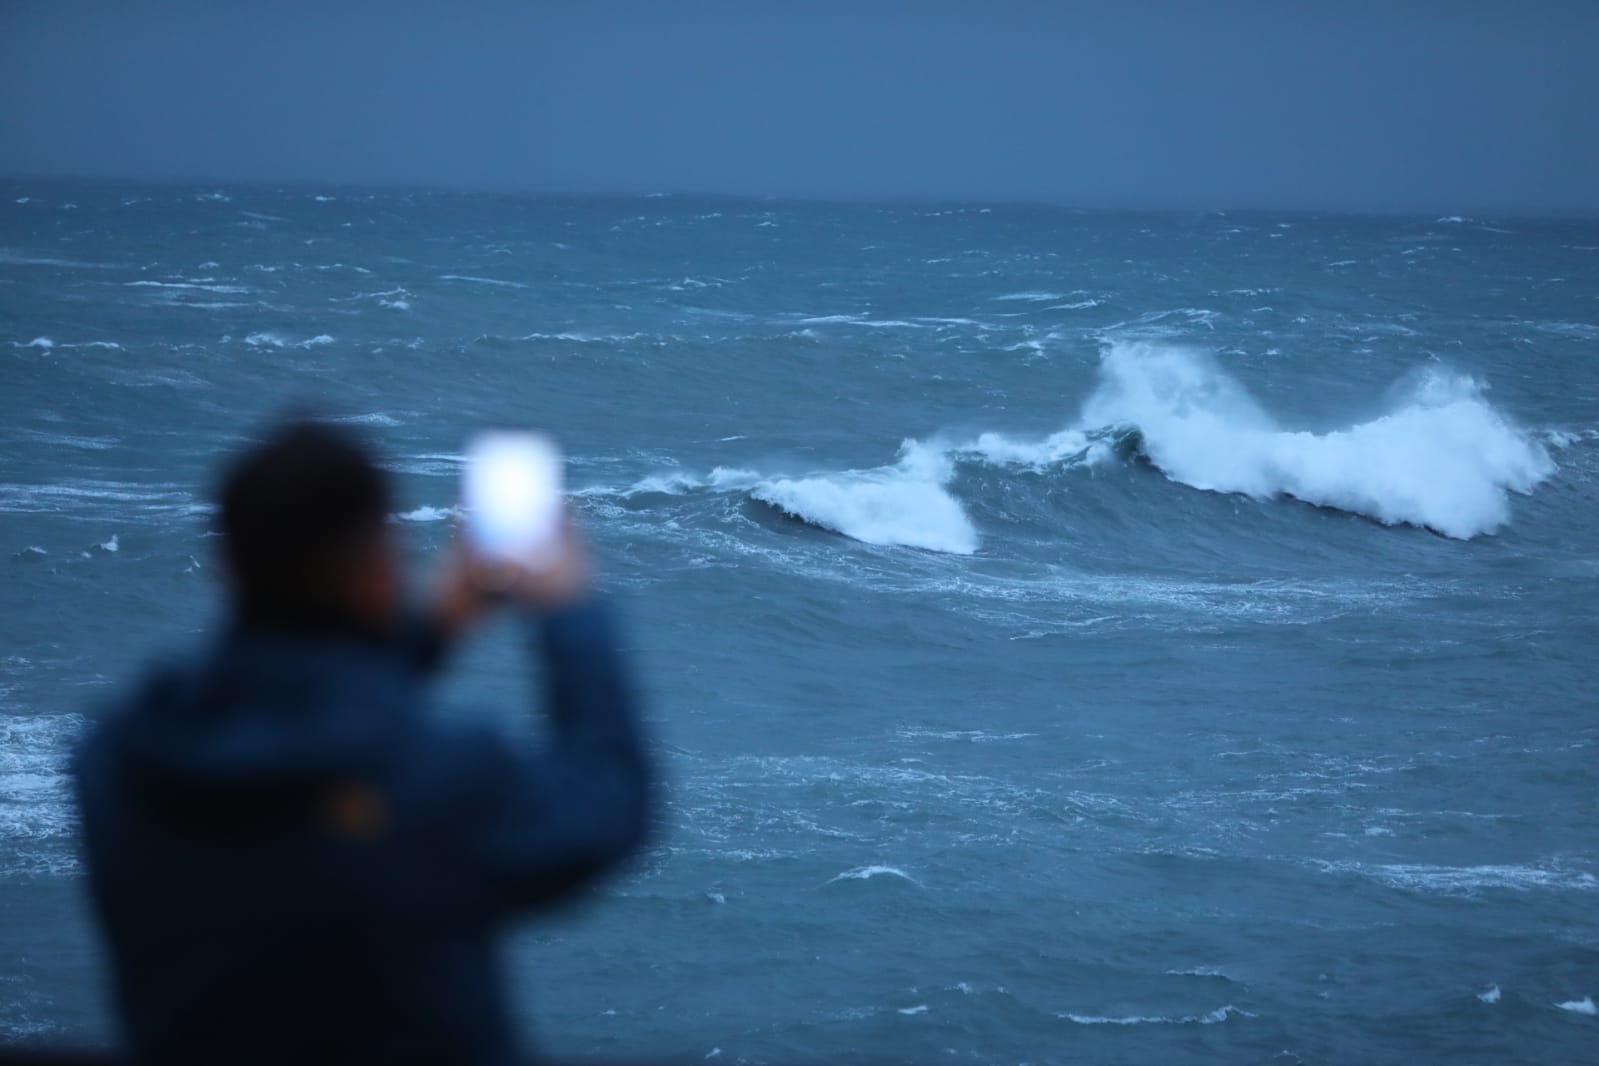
[446,520,653,912]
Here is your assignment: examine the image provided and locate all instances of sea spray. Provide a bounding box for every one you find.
[750,441,978,554]
[627,344,1552,550]
[1072,343,1555,538]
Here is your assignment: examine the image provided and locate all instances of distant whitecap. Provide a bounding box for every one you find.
[826,865,921,886]
[1061,1005,1250,1026]
[439,274,527,289]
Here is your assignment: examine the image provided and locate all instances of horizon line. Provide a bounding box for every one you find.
[4,170,1598,223]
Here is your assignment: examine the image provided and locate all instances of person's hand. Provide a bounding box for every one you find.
[434,510,591,637]
[498,513,590,612]
[433,530,493,641]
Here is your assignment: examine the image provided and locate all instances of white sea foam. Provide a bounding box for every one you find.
[794,314,922,329]
[914,316,985,327]
[1557,996,1596,1015]
[340,287,414,311]
[1072,343,1553,538]
[1315,860,1596,894]
[330,413,401,428]
[387,453,466,478]
[957,428,1098,470]
[23,341,123,351]
[702,467,760,491]
[125,280,251,294]
[751,442,978,554]
[439,274,528,289]
[1478,984,1501,1003]
[0,712,84,874]
[515,330,651,344]
[896,728,1038,743]
[99,535,119,553]
[394,506,458,523]
[244,332,335,349]
[622,472,705,496]
[1534,321,1599,341]
[993,291,1067,302]
[0,251,116,269]
[826,865,920,886]
[1112,307,1222,335]
[624,341,1551,554]
[1061,1005,1249,1025]
[580,466,761,499]
[0,481,194,516]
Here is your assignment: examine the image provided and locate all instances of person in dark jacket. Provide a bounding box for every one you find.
[72,420,651,1065]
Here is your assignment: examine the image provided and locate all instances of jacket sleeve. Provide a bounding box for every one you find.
[396,612,451,677]
[451,596,653,914]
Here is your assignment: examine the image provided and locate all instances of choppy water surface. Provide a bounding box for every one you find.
[2,183,1597,1063]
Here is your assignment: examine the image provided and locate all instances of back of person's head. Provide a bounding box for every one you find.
[218,419,393,623]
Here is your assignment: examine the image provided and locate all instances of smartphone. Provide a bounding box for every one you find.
[462,431,564,567]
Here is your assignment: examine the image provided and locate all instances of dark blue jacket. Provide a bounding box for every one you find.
[73,600,650,1066]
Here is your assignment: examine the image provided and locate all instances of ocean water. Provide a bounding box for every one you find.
[2,181,1597,1063]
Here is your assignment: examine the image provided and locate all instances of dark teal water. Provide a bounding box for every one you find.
[3,182,1597,1063]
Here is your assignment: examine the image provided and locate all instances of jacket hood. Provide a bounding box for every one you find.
[106,625,415,789]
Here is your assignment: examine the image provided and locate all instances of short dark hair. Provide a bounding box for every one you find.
[218,420,391,619]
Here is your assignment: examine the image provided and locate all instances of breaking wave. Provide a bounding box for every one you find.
[1074,343,1554,538]
[750,442,977,555]
[586,341,1554,553]
[1557,996,1597,1015]
[784,344,1549,545]
[825,865,921,886]
[587,454,975,554]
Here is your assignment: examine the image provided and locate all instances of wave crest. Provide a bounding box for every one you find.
[750,442,978,554]
[1080,343,1554,538]
[597,341,1553,553]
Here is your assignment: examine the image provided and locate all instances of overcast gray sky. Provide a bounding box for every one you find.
[2,1,1596,214]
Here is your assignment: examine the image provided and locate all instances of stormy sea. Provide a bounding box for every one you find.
[2,181,1596,1064]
